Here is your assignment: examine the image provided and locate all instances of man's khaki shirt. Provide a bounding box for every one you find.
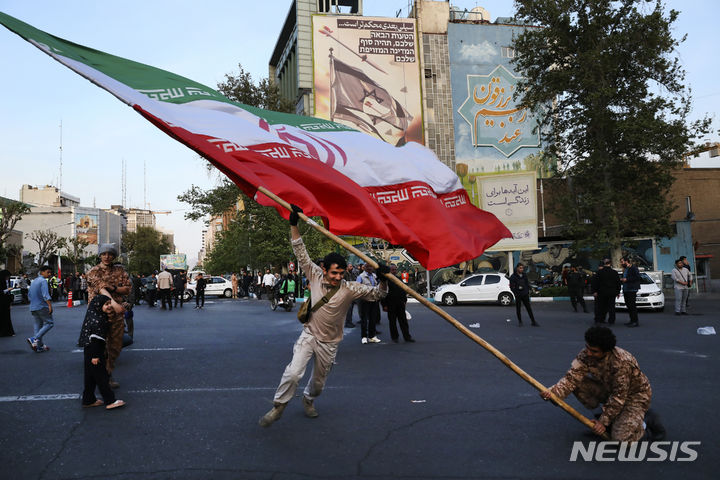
[293,237,387,343]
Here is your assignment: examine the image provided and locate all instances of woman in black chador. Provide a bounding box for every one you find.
[78,294,125,409]
[0,270,15,337]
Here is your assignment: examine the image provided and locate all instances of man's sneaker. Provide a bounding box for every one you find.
[303,396,319,418]
[106,399,126,410]
[368,336,381,343]
[26,337,37,351]
[259,402,287,427]
[361,337,368,344]
[37,345,50,352]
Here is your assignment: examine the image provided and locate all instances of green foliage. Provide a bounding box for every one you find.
[180,63,329,273]
[177,180,242,222]
[534,285,568,297]
[122,226,173,275]
[217,63,295,113]
[203,193,334,274]
[512,0,711,255]
[0,197,30,263]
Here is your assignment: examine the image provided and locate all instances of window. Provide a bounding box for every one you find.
[484,275,501,285]
[463,276,484,286]
[501,46,515,58]
[212,277,225,284]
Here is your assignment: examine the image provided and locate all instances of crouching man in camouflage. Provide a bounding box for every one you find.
[541,326,665,441]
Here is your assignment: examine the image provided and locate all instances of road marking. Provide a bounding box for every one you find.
[0,386,279,403]
[70,348,185,353]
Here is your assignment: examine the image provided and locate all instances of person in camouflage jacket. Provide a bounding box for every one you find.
[541,326,652,441]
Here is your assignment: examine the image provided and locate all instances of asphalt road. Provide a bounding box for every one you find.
[0,294,717,479]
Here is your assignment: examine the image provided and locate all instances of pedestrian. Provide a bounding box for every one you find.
[509,263,539,327]
[19,274,29,304]
[242,271,252,298]
[540,326,665,441]
[49,274,59,302]
[86,243,131,388]
[231,272,238,299]
[357,263,382,343]
[131,274,142,305]
[343,263,358,328]
[566,265,588,313]
[78,294,126,410]
[678,255,693,310]
[262,268,276,300]
[194,273,207,309]
[620,256,641,327]
[381,264,414,343]
[173,270,187,308]
[671,259,691,315]
[27,266,54,352]
[145,272,157,307]
[255,271,263,299]
[591,258,621,324]
[0,270,15,337]
[157,268,173,310]
[80,273,88,303]
[259,205,389,427]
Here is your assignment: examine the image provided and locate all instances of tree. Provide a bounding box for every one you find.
[63,236,91,274]
[202,192,334,273]
[27,230,66,267]
[217,64,295,113]
[512,0,710,261]
[180,63,312,271]
[122,226,173,275]
[0,197,30,264]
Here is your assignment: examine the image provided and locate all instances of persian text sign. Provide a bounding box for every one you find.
[479,172,538,251]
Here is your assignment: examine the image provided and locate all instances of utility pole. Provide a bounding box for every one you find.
[58,120,63,191]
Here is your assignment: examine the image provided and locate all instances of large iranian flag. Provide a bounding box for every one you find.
[0,12,511,269]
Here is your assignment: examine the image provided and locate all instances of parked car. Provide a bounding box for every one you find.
[615,272,665,312]
[184,276,233,300]
[433,273,514,306]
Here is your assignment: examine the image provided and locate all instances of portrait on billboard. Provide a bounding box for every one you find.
[75,213,98,244]
[312,15,423,146]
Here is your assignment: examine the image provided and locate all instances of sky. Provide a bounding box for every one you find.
[1,1,718,268]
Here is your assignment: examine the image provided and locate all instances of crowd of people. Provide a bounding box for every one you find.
[0,225,690,441]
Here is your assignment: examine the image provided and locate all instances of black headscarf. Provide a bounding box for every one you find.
[77,294,111,348]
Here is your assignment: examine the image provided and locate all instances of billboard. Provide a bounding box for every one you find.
[75,213,98,244]
[449,23,552,208]
[312,15,423,146]
[478,172,538,251]
[160,254,187,271]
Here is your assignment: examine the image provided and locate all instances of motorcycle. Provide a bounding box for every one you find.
[271,291,295,312]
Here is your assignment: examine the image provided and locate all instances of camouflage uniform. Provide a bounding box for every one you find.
[86,263,130,374]
[550,347,651,442]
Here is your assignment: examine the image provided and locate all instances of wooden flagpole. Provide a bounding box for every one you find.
[259,185,608,439]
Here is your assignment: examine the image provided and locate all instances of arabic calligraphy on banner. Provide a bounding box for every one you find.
[478,172,538,251]
[458,65,539,157]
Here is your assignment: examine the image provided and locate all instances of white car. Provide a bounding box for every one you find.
[433,273,514,306]
[185,276,233,300]
[615,272,665,312]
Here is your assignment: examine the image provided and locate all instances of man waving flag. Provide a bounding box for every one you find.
[0,12,511,269]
